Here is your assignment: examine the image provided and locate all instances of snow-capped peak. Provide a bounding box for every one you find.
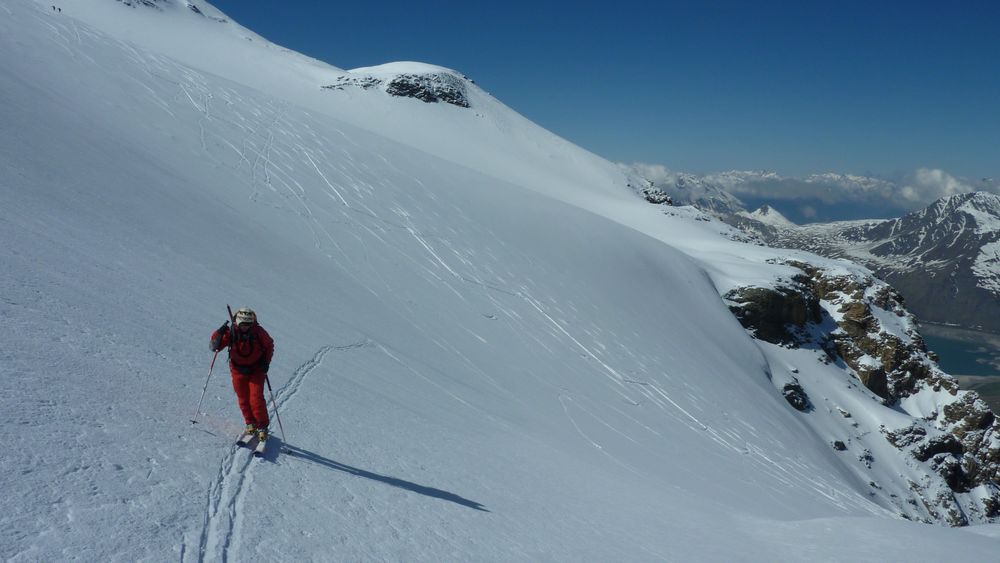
[894,191,1000,235]
[348,61,467,79]
[954,192,1000,234]
[744,205,797,229]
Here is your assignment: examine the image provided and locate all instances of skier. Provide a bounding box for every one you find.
[210,307,274,443]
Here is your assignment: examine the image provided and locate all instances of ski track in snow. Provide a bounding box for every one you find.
[193,341,367,562]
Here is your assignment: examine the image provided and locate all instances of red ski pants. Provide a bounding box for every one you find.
[231,371,269,429]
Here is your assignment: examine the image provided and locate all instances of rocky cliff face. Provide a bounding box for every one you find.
[725,260,1000,526]
[116,0,162,8]
[324,71,471,108]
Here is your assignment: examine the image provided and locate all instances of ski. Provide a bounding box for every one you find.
[253,437,268,458]
[236,430,257,448]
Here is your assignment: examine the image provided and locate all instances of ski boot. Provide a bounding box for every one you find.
[237,424,257,447]
[252,426,269,457]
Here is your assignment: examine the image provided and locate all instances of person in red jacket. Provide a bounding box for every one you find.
[210,307,274,441]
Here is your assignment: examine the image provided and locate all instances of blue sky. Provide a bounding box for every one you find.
[211,1,998,181]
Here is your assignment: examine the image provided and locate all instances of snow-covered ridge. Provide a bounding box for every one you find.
[61,0,630,218]
[57,0,347,90]
[115,0,225,22]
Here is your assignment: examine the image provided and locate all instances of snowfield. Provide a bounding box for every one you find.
[2,1,998,561]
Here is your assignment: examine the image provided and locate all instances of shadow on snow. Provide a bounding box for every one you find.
[279,442,489,512]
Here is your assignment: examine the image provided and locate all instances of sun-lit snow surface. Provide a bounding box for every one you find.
[2,1,999,560]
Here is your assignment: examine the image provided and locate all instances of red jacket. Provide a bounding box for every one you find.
[211,324,274,375]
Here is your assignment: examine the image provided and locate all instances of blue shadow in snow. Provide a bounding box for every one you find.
[282,443,489,512]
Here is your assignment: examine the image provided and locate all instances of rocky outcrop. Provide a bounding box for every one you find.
[802,264,942,401]
[323,71,471,108]
[116,0,163,8]
[725,260,1000,526]
[385,73,470,107]
[640,187,672,205]
[782,381,811,411]
[323,76,383,91]
[724,276,820,345]
[730,261,961,404]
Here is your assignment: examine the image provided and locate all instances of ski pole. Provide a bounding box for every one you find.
[264,374,287,445]
[191,349,220,424]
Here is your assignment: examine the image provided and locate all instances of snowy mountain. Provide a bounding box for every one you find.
[621,163,746,216]
[620,165,905,223]
[800,172,898,196]
[742,205,798,229]
[622,164,983,224]
[744,192,1000,333]
[4,1,1000,560]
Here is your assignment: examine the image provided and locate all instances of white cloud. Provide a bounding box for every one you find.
[899,168,975,203]
[626,163,678,184]
[626,162,999,211]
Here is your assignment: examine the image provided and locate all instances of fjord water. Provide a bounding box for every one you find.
[921,324,1000,377]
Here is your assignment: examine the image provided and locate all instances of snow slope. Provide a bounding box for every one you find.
[2,1,998,560]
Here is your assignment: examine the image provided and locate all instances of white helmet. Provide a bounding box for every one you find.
[234,307,257,325]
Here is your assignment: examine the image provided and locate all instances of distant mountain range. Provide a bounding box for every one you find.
[624,164,1000,333]
[622,163,999,224]
[728,192,1000,333]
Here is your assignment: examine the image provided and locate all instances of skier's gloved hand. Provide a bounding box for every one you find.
[210,321,229,351]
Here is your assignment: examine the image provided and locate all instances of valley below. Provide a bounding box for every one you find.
[923,323,1000,412]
